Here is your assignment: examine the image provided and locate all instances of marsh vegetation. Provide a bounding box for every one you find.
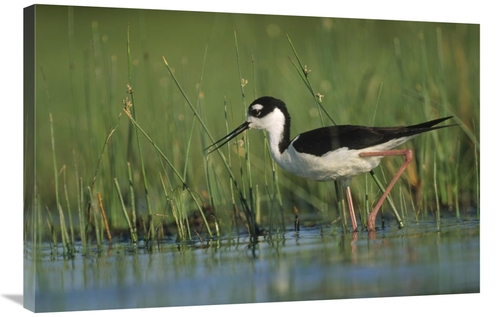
[24,6,479,256]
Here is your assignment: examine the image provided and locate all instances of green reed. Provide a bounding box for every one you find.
[114,177,138,244]
[126,24,154,241]
[47,81,74,256]
[62,166,76,248]
[234,29,259,236]
[126,162,139,242]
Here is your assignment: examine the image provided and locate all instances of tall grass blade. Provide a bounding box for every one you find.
[85,122,119,237]
[182,45,208,181]
[286,33,336,126]
[126,24,154,241]
[127,162,138,243]
[87,187,102,251]
[44,206,57,254]
[77,176,87,254]
[234,29,257,234]
[97,192,113,245]
[49,113,73,257]
[454,140,460,219]
[473,119,479,219]
[114,178,138,244]
[222,99,240,234]
[433,153,441,229]
[62,165,76,250]
[159,174,184,241]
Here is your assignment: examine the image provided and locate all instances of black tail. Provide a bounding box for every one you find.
[375,116,456,146]
[407,116,456,131]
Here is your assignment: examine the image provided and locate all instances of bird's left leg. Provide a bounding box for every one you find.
[359,149,413,231]
[345,185,358,231]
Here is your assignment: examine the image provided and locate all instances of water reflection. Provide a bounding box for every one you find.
[24,219,479,312]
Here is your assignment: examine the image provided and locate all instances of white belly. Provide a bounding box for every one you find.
[267,131,415,184]
[275,147,382,182]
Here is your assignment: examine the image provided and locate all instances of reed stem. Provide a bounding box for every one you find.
[126,24,154,240]
[97,192,112,245]
[50,112,73,256]
[127,162,138,243]
[114,178,138,244]
[62,165,76,251]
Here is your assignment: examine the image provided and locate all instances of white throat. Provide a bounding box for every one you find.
[248,107,289,163]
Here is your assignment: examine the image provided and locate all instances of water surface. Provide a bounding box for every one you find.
[24,219,479,312]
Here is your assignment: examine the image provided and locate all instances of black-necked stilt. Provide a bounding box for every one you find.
[207,96,454,232]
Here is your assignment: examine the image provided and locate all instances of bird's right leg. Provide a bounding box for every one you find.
[359,149,413,231]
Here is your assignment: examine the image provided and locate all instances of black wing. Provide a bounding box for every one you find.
[291,117,453,156]
[291,125,385,156]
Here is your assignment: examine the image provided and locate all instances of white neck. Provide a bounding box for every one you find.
[248,107,291,164]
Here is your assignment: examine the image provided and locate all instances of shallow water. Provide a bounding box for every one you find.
[24,219,479,312]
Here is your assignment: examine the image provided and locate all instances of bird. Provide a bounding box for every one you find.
[206,96,454,232]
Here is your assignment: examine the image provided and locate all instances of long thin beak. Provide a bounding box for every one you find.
[205,121,250,154]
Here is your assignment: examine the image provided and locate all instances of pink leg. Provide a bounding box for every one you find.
[345,186,358,231]
[359,149,413,231]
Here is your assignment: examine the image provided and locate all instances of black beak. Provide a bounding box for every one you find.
[205,121,250,154]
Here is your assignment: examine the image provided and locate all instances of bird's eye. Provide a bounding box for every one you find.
[250,109,261,117]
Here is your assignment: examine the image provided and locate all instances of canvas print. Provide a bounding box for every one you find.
[23,4,480,313]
